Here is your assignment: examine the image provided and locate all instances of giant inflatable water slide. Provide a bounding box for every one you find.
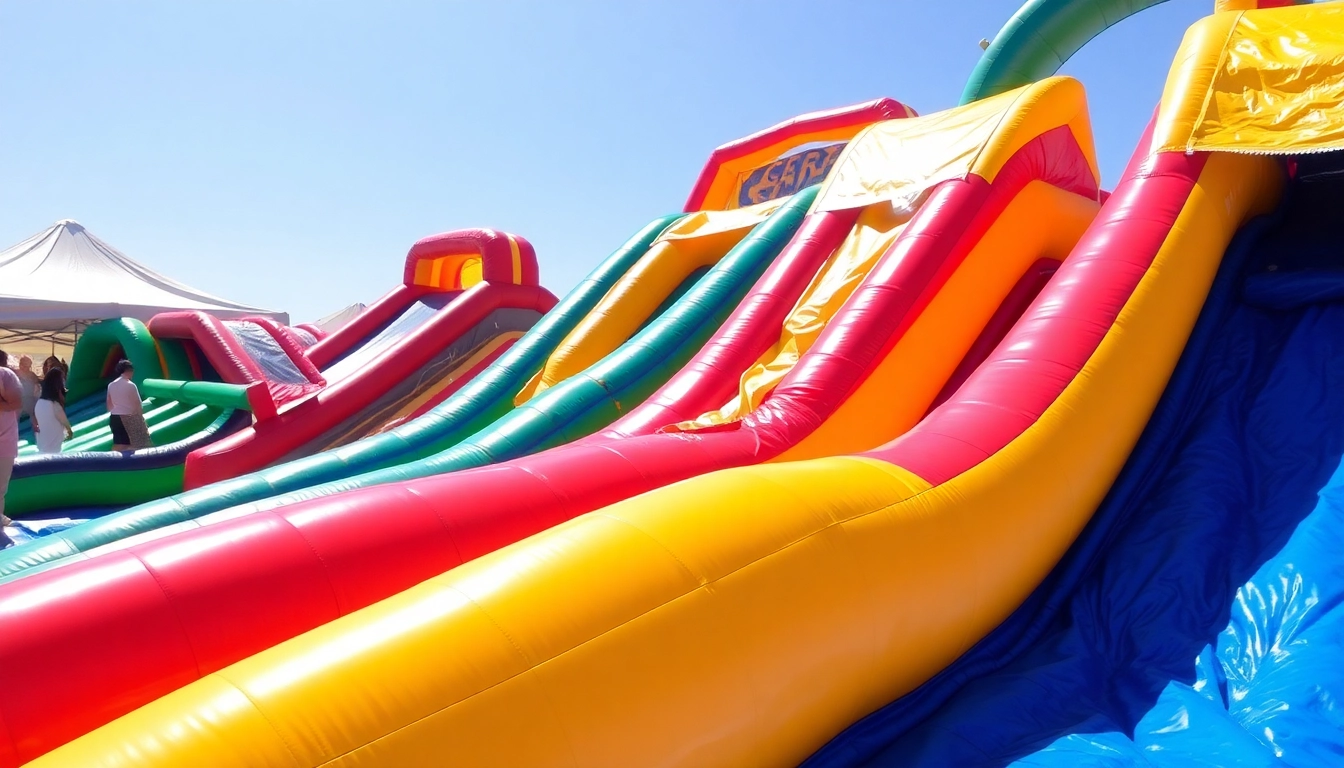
[5,0,1344,766]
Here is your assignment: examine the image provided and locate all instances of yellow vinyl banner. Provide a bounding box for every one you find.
[1157,4,1344,154]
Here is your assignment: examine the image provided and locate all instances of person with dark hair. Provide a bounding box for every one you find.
[0,350,25,544]
[106,359,151,452]
[34,368,72,454]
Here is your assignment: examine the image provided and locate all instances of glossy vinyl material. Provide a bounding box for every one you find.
[237,315,325,384]
[148,310,323,405]
[963,0,1300,107]
[2,410,251,517]
[515,198,785,403]
[0,216,680,580]
[32,111,1283,767]
[372,333,520,432]
[183,283,556,488]
[140,378,271,417]
[403,227,537,289]
[815,78,1097,214]
[926,257,1060,413]
[602,208,862,437]
[304,284,423,370]
[10,88,1103,766]
[1157,4,1344,155]
[684,98,914,212]
[962,0,1171,105]
[807,162,1344,767]
[0,188,816,764]
[63,318,164,402]
[292,321,326,341]
[179,229,557,487]
[676,203,910,430]
[168,187,812,507]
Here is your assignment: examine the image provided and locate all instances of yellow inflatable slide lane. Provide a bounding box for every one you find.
[49,4,1344,764]
[677,81,1099,437]
[514,199,783,403]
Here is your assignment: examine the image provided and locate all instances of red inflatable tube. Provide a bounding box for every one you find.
[241,315,326,385]
[305,284,426,370]
[0,131,1102,765]
[926,257,1060,413]
[402,228,540,289]
[683,98,916,212]
[146,311,267,386]
[146,311,321,405]
[882,136,1211,484]
[305,228,539,371]
[182,281,557,489]
[241,380,279,422]
[292,322,327,341]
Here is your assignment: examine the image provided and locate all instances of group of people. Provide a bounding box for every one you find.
[0,351,151,536]
[17,354,73,453]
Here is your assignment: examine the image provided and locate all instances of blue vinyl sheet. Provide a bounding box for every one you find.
[806,177,1344,765]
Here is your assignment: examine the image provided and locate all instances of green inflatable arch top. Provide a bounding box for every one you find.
[961,0,1171,105]
[65,318,165,402]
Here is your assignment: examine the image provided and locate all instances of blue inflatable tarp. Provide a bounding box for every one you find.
[807,175,1344,766]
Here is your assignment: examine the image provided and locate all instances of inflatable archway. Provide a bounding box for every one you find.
[403,228,539,291]
[65,318,165,402]
[961,0,1302,105]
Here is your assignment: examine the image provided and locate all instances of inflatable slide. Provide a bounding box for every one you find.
[808,4,1344,765]
[12,2,1344,766]
[176,228,556,487]
[2,231,553,519]
[3,318,255,517]
[0,76,1109,762]
[0,99,913,578]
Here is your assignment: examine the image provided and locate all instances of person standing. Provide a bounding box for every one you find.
[106,359,151,451]
[0,350,25,543]
[16,355,40,431]
[34,368,73,453]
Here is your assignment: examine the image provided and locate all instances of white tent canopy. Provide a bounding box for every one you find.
[312,302,366,334]
[0,220,287,344]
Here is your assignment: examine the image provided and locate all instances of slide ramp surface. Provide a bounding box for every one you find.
[812,145,1344,768]
[4,80,1118,766]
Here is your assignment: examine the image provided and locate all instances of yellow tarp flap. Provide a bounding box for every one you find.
[514,197,784,404]
[1156,4,1344,155]
[813,76,1096,213]
[674,201,908,430]
[658,197,785,240]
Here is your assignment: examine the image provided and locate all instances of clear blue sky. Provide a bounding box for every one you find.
[0,0,1211,324]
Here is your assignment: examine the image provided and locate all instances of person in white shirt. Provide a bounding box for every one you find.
[34,368,73,453]
[106,359,151,452]
[0,350,26,544]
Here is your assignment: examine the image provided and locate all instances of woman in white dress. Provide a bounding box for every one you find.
[34,369,72,454]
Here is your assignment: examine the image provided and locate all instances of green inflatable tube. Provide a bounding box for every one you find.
[140,379,255,412]
[961,0,1170,104]
[65,318,164,402]
[1,407,238,518]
